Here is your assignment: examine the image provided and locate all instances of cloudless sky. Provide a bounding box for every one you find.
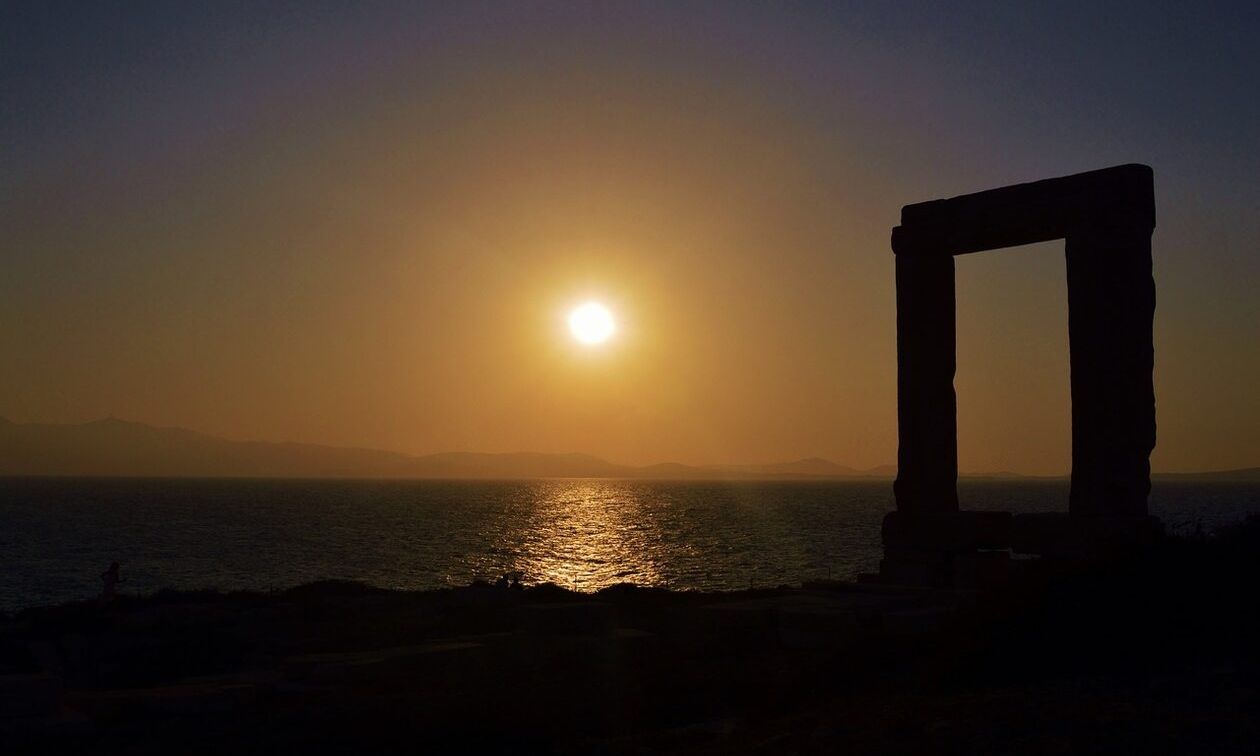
[3,1,1258,473]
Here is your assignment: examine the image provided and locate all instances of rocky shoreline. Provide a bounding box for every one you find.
[2,517,1257,754]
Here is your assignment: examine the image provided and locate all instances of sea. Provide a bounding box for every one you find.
[2,477,1256,612]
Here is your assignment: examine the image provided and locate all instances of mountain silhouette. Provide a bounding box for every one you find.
[0,417,892,480]
[713,457,867,477]
[0,417,1253,481]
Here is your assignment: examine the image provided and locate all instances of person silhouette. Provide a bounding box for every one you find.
[100,561,125,602]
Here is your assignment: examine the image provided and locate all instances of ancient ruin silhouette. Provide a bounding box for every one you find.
[881,164,1163,586]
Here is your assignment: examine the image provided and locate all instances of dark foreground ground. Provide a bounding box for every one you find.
[2,517,1258,755]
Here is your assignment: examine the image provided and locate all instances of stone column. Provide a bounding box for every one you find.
[893,252,959,514]
[1065,223,1156,516]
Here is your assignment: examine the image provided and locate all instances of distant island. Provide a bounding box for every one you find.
[0,417,1256,482]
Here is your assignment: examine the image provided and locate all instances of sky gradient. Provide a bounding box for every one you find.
[3,2,1258,474]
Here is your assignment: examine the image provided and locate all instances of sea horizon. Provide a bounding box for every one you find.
[4,476,1255,613]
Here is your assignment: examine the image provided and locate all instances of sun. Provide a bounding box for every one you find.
[568,302,615,345]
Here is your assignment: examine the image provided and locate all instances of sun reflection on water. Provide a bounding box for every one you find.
[462,478,889,592]
[497,480,664,590]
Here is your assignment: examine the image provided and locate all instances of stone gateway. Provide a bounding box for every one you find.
[881,164,1161,587]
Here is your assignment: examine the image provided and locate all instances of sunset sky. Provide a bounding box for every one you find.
[3,2,1258,475]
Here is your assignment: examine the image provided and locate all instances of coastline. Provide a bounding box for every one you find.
[3,517,1257,754]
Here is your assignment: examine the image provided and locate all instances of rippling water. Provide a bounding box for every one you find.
[1,477,1256,611]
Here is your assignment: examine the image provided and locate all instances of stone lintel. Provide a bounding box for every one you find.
[892,163,1154,256]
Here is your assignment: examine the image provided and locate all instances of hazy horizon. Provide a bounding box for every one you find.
[4,3,1259,476]
[2,414,1257,477]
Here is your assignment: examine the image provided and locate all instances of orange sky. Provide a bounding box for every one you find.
[3,4,1258,474]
